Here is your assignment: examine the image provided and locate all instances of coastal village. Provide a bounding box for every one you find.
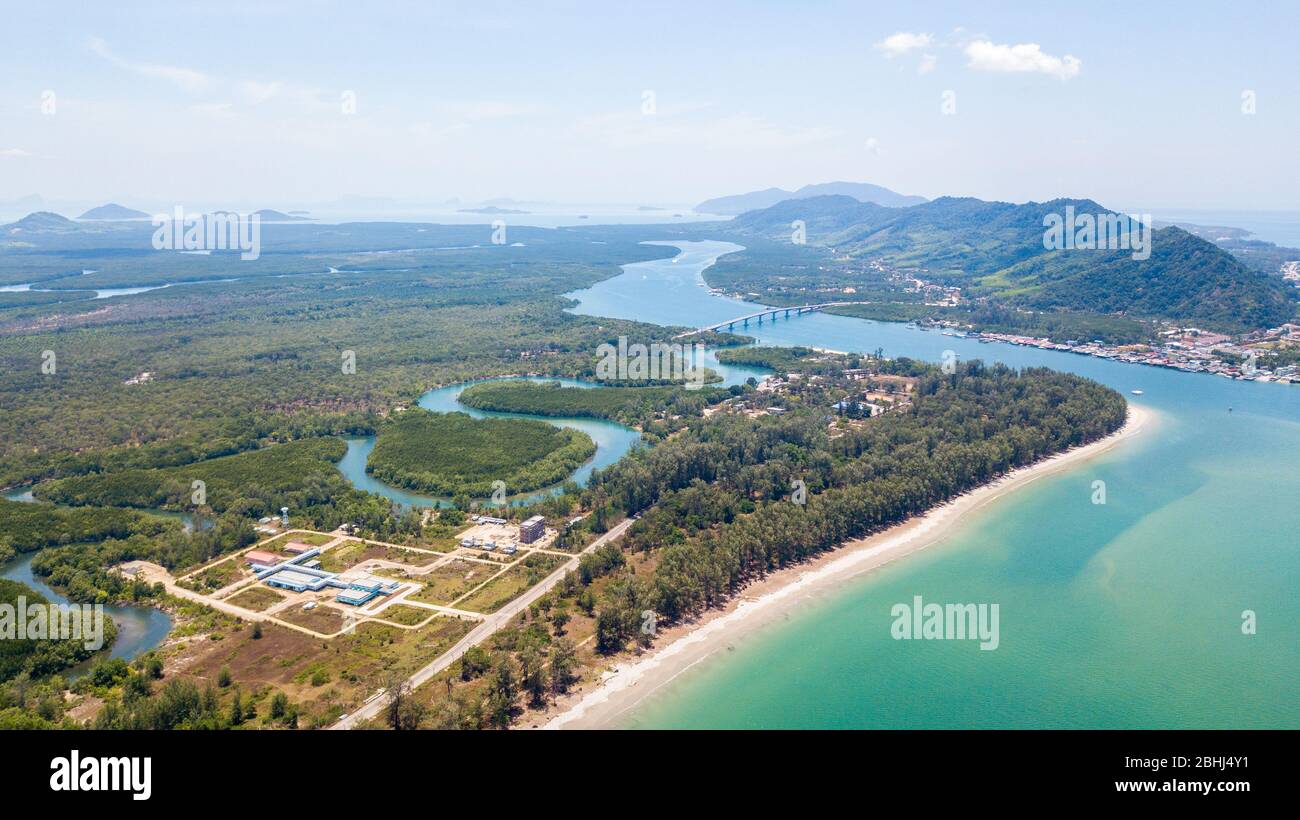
[876,258,1300,385]
[932,323,1300,384]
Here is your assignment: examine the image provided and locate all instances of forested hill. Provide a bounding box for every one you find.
[726,195,1297,332]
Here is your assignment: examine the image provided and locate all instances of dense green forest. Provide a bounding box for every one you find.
[0,223,689,489]
[366,409,596,497]
[35,438,349,515]
[458,380,733,425]
[0,579,118,683]
[0,498,179,561]
[714,346,820,373]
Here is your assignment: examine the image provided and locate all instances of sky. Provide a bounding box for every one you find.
[1,0,1298,213]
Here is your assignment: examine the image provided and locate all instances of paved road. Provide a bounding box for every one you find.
[330,516,636,729]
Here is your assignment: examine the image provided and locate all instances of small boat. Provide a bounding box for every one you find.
[1130,389,1144,395]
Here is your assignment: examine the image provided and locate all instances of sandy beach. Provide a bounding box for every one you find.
[541,402,1156,729]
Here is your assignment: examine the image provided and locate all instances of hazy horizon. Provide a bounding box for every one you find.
[3,1,1298,211]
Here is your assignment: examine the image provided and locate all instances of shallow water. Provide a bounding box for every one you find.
[564,240,1300,729]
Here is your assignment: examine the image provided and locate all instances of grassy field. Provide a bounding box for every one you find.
[407,559,495,605]
[178,559,246,592]
[316,541,440,573]
[226,586,287,612]
[161,613,472,727]
[275,605,347,634]
[259,531,336,549]
[453,554,567,613]
[374,605,435,626]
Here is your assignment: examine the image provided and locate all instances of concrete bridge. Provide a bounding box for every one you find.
[673,301,874,339]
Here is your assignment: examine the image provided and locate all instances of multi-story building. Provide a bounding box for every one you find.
[519,515,546,544]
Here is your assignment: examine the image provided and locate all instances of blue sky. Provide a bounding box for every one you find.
[2,0,1297,210]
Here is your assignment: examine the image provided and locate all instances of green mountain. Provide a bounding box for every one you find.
[728,195,1297,332]
[697,182,926,215]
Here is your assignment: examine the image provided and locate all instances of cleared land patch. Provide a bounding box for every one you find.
[227,586,288,612]
[453,553,567,613]
[407,559,493,605]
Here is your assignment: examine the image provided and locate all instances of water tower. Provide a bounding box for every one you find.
[280,506,289,527]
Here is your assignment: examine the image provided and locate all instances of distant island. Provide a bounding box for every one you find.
[696,181,928,215]
[458,206,530,215]
[252,209,313,222]
[197,209,312,222]
[77,203,151,221]
[2,211,80,233]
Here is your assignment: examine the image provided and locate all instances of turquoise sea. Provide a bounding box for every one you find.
[565,240,1300,729]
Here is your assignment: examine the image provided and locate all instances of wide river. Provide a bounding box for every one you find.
[565,240,1300,729]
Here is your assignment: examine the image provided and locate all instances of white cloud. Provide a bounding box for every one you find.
[0,148,32,158]
[918,54,938,75]
[90,38,211,92]
[964,40,1081,80]
[875,32,933,57]
[864,137,881,155]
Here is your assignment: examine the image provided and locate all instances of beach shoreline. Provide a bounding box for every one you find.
[538,402,1156,730]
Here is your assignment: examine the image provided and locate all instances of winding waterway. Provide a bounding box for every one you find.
[0,491,196,670]
[336,377,644,508]
[1,489,174,672]
[335,367,766,508]
[564,240,1300,729]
